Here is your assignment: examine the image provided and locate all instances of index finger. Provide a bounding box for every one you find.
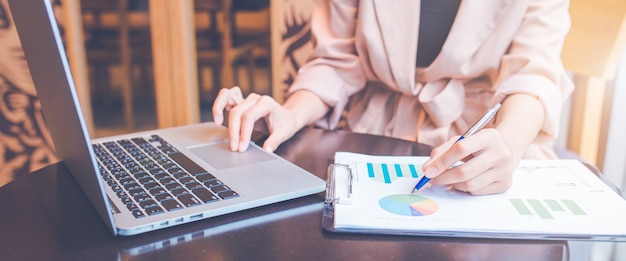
[422,138,471,178]
[212,87,243,125]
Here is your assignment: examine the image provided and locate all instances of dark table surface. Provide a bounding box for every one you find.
[0,127,605,260]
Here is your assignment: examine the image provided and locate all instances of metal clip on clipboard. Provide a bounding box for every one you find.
[324,163,354,208]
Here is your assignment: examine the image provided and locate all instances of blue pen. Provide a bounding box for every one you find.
[412,103,502,193]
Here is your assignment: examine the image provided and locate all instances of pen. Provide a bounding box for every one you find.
[412,103,502,193]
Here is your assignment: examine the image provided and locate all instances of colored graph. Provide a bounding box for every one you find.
[366,162,422,183]
[509,198,586,219]
[379,194,439,216]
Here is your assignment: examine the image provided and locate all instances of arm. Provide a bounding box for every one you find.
[213,0,362,151]
[288,0,366,129]
[421,0,573,195]
[495,94,545,165]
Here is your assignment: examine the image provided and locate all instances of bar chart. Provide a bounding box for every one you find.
[365,162,423,184]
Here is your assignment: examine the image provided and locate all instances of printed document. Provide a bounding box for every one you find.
[329,152,626,240]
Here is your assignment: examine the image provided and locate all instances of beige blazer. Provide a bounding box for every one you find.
[289,0,574,159]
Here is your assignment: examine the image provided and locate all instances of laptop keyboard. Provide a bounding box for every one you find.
[93,134,239,218]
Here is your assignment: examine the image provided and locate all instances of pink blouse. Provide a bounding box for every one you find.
[289,0,574,159]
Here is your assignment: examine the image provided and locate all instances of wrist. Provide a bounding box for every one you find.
[283,90,330,128]
[495,94,544,161]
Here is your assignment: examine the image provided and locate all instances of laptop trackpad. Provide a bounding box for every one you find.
[188,141,275,170]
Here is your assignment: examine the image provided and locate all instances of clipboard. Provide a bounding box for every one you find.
[322,152,626,241]
[322,163,351,233]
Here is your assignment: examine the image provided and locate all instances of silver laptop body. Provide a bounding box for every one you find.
[9,0,325,236]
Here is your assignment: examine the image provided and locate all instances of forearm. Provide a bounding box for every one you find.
[494,93,545,162]
[283,90,330,129]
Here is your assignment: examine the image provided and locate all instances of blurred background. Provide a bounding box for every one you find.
[0,0,625,205]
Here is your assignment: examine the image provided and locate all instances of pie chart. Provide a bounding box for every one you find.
[379,194,439,216]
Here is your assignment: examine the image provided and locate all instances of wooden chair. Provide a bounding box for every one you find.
[81,0,153,132]
[194,0,271,101]
[270,0,317,103]
[560,0,626,168]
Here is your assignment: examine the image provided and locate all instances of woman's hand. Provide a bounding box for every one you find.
[421,128,516,195]
[421,94,545,195]
[212,87,302,152]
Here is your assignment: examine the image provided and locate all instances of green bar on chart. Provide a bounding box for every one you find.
[562,199,587,215]
[527,199,554,219]
[544,199,565,212]
[509,199,532,216]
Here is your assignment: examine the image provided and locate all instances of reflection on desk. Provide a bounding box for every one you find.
[0,127,614,260]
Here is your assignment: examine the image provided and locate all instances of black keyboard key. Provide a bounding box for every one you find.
[179,177,194,184]
[118,177,135,186]
[144,181,160,190]
[132,210,145,218]
[145,206,165,216]
[118,139,132,145]
[131,137,148,145]
[162,162,176,169]
[154,172,169,180]
[111,184,122,192]
[139,159,153,166]
[204,179,223,188]
[173,172,191,180]
[134,193,151,203]
[109,168,125,176]
[161,199,183,211]
[140,199,158,209]
[134,154,148,162]
[119,157,134,165]
[165,183,183,191]
[149,168,166,175]
[161,147,177,155]
[121,196,133,205]
[156,158,170,165]
[210,185,230,194]
[185,182,203,190]
[159,177,176,186]
[167,167,183,174]
[170,188,188,197]
[178,194,201,207]
[169,152,206,175]
[124,162,139,169]
[127,203,139,211]
[128,188,146,197]
[196,173,216,182]
[217,190,239,199]
[128,166,143,174]
[133,171,150,180]
[192,188,220,203]
[145,151,160,158]
[123,182,141,191]
[116,191,127,199]
[155,192,174,202]
[137,177,154,185]
[149,187,167,196]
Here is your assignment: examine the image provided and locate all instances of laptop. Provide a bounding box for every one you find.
[8,0,325,236]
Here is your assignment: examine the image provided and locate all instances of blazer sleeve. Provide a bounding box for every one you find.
[494,0,574,141]
[287,0,367,129]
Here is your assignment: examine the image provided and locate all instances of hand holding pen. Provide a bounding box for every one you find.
[412,103,502,193]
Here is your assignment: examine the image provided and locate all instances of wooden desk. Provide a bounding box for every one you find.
[0,127,610,260]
